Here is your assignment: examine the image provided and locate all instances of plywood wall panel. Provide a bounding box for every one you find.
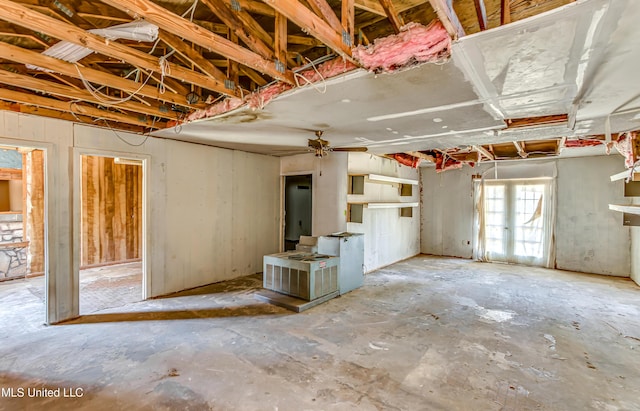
[81,156,142,267]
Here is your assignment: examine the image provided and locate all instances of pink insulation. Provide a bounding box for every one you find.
[352,21,451,73]
[186,97,244,122]
[564,138,603,148]
[612,132,637,168]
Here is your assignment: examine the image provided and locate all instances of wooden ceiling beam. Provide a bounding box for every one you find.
[427,0,465,39]
[342,0,355,46]
[0,41,190,108]
[378,0,405,33]
[405,151,435,162]
[199,0,274,60]
[237,0,275,17]
[501,0,511,25]
[474,145,495,160]
[354,0,428,16]
[274,12,288,70]
[513,141,527,158]
[239,66,268,87]
[505,114,568,129]
[0,69,172,119]
[0,87,164,127]
[263,0,353,61]
[473,0,488,31]
[159,30,227,82]
[306,0,344,35]
[0,0,239,97]
[100,0,295,85]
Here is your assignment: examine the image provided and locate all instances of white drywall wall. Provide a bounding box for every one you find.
[421,155,631,276]
[631,227,640,286]
[0,112,281,323]
[347,153,420,271]
[555,156,629,276]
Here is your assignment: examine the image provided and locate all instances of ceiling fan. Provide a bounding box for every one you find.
[308,130,368,157]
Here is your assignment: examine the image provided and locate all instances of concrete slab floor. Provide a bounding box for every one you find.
[0,255,639,410]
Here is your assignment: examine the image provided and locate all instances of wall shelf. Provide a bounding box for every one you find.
[609,204,640,215]
[350,202,420,209]
[367,174,419,185]
[610,170,640,182]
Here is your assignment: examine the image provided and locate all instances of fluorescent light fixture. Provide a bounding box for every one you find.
[27,21,158,71]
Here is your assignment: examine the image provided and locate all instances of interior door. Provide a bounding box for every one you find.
[283,175,312,251]
[483,179,550,266]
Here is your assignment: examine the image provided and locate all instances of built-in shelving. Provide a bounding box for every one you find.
[610,169,640,182]
[609,204,640,215]
[347,173,419,223]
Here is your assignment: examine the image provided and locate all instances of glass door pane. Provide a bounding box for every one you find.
[484,184,507,259]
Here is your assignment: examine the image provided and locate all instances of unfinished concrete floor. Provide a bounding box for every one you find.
[0,255,639,410]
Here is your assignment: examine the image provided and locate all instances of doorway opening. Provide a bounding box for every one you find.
[477,178,554,267]
[283,174,312,251]
[0,145,47,333]
[79,155,144,314]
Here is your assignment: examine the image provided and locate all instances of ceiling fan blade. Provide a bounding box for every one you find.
[332,147,368,152]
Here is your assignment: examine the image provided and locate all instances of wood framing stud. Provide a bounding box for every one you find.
[501,0,511,25]
[99,0,295,84]
[342,0,355,46]
[513,141,527,158]
[378,0,405,33]
[428,0,465,39]
[506,114,568,129]
[263,0,353,61]
[473,0,488,31]
[474,145,494,160]
[306,0,344,36]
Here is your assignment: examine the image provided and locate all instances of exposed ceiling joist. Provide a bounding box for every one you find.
[473,0,488,31]
[306,0,344,36]
[0,87,164,127]
[99,0,295,85]
[0,0,239,98]
[427,0,465,38]
[0,69,171,119]
[199,0,274,60]
[354,0,428,16]
[159,30,227,82]
[262,0,354,61]
[0,41,190,108]
[342,0,355,46]
[377,0,405,33]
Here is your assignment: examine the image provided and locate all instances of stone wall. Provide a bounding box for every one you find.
[0,213,28,280]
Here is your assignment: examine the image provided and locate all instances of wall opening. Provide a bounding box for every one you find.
[283,174,312,251]
[79,154,144,314]
[0,145,47,329]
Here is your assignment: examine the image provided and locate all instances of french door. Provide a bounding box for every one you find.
[482,179,552,266]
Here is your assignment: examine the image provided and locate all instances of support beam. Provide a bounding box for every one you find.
[262,0,353,61]
[0,69,171,119]
[474,145,494,161]
[0,87,164,127]
[99,0,295,84]
[159,30,227,82]
[306,0,344,36]
[501,0,511,25]
[274,12,288,71]
[342,0,355,46]
[427,0,465,39]
[355,0,428,16]
[513,141,528,158]
[199,0,274,60]
[0,41,189,108]
[0,0,240,97]
[378,0,404,33]
[473,0,488,31]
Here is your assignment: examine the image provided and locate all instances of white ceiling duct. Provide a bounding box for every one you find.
[27,21,158,71]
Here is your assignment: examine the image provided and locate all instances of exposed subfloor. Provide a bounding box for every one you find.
[1,255,639,410]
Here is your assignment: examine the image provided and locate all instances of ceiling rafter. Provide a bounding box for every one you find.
[159,30,227,82]
[0,86,165,127]
[199,0,274,60]
[99,0,295,85]
[262,0,354,61]
[0,0,240,98]
[306,0,344,36]
[0,68,172,119]
[377,0,404,33]
[0,41,191,108]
